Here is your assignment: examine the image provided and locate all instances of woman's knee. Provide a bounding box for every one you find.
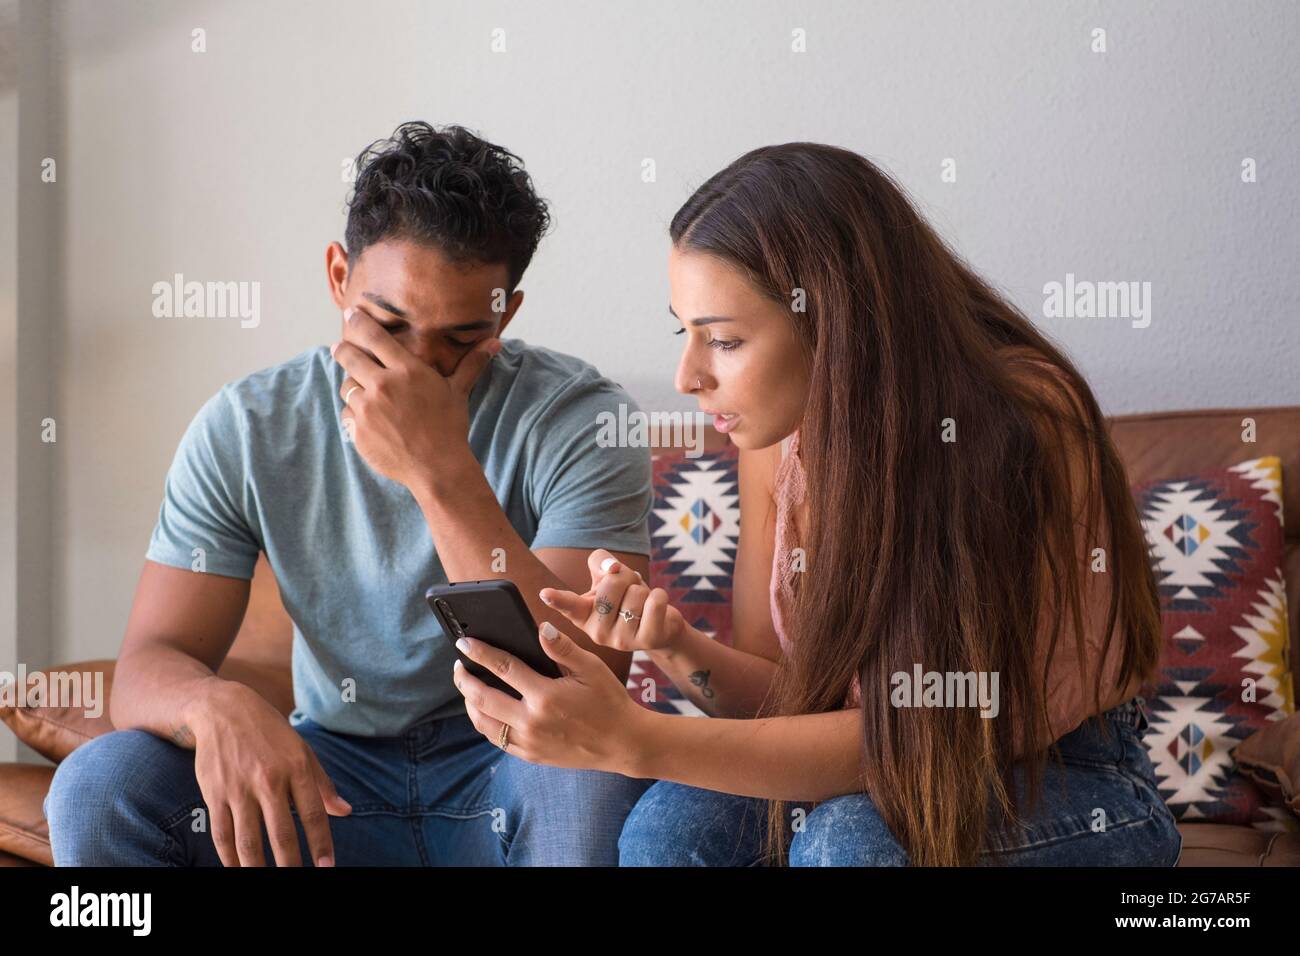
[618,780,770,866]
[788,793,910,867]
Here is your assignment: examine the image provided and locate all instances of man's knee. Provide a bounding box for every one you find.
[46,729,194,866]
[493,760,652,865]
[502,758,651,813]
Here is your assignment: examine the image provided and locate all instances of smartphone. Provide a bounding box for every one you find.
[426,579,563,699]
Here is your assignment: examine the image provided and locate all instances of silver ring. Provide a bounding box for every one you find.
[619,609,640,623]
[343,385,360,405]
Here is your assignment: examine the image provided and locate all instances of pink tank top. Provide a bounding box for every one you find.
[765,427,1131,744]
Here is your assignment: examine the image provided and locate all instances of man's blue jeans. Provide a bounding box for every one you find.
[44,712,653,866]
[618,697,1184,866]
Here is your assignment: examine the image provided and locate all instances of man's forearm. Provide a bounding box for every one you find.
[625,706,868,803]
[111,646,231,748]
[409,445,630,676]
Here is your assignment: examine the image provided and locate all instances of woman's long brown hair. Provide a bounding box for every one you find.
[669,143,1163,867]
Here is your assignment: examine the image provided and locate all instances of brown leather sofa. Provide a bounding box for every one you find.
[2,405,1298,866]
[1107,406,1300,865]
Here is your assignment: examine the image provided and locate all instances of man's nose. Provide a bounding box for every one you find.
[405,338,450,374]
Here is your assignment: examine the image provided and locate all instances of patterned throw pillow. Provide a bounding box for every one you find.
[1134,456,1296,830]
[629,445,740,715]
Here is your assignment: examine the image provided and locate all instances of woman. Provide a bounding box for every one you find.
[450,142,1182,867]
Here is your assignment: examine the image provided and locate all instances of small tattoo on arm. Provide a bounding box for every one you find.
[170,724,195,748]
[689,670,715,699]
[595,594,613,616]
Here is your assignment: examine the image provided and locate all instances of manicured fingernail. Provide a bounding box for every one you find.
[455,637,470,654]
[453,659,463,671]
[539,591,553,605]
[344,307,356,322]
[317,856,334,867]
[600,558,618,573]
[541,621,559,641]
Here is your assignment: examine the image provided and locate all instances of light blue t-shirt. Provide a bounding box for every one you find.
[145,338,652,736]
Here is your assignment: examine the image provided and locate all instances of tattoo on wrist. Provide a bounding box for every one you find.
[170,724,195,748]
[689,670,715,699]
[596,594,613,616]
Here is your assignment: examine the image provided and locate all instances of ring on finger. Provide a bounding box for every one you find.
[343,385,361,405]
[618,609,640,623]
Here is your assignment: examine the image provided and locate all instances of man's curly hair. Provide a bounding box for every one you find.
[345,122,551,292]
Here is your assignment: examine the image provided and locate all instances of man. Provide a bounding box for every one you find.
[45,122,654,866]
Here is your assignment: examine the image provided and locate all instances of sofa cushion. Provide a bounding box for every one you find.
[1134,456,1296,829]
[1233,710,1300,820]
[629,444,740,715]
[1108,407,1300,697]
[0,848,42,867]
[0,763,55,866]
[0,660,115,763]
[1176,822,1300,866]
[0,655,295,764]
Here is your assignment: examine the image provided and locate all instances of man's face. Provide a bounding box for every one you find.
[326,237,524,377]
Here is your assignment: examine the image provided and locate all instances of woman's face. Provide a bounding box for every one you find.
[668,244,811,450]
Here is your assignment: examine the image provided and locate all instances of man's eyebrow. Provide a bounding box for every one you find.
[362,292,406,319]
[359,296,493,333]
[667,305,732,327]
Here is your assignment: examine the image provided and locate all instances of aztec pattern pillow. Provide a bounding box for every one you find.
[638,447,1298,834]
[1134,456,1296,831]
[630,445,740,716]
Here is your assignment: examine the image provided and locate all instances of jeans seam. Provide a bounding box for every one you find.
[158,802,206,865]
[980,802,1160,858]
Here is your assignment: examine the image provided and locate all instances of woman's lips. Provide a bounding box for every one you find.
[712,413,739,433]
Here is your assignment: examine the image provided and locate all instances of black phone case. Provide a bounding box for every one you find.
[425,580,563,699]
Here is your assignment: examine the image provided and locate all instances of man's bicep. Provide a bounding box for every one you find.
[526,385,653,553]
[527,447,653,553]
[121,559,252,674]
[146,390,261,579]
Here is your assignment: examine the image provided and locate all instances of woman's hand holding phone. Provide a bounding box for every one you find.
[451,549,693,774]
[538,549,687,654]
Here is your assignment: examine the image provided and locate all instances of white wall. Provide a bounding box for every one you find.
[15,0,1300,680]
[0,1,17,762]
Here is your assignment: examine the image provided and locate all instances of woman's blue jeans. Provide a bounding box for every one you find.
[618,697,1183,866]
[44,712,653,866]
